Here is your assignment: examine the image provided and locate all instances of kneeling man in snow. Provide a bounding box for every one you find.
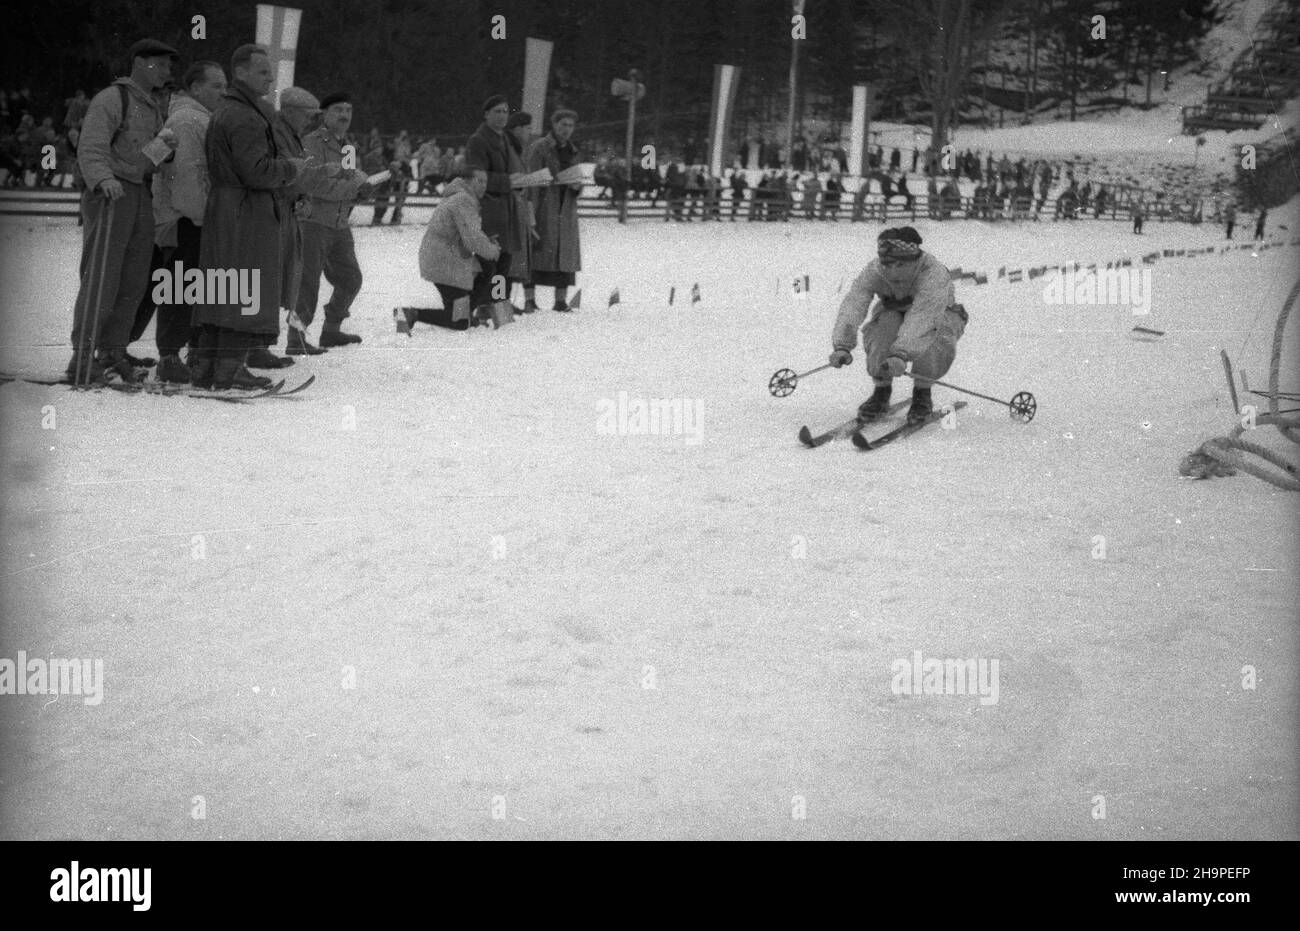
[828,226,968,424]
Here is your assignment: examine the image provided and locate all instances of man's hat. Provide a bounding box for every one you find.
[279,87,321,113]
[319,91,352,110]
[482,94,508,114]
[127,39,179,63]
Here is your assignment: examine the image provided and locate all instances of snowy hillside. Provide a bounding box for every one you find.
[1,193,1296,837]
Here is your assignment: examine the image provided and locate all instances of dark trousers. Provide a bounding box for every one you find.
[70,181,154,357]
[130,218,202,357]
[472,252,510,308]
[194,323,261,361]
[296,223,363,328]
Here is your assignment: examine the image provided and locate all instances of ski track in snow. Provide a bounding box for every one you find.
[1,206,1296,839]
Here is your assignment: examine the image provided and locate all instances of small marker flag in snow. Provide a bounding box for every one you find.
[997,266,1007,280]
[792,274,810,297]
[1008,268,1024,283]
[608,288,620,308]
[691,283,701,305]
[668,286,675,306]
[974,272,988,285]
[570,288,582,309]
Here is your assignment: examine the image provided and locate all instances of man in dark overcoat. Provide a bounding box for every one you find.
[192,44,304,389]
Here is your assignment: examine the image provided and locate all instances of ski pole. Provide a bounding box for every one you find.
[903,370,1037,422]
[79,194,116,387]
[769,363,834,397]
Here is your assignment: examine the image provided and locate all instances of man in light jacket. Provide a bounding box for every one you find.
[130,60,225,383]
[405,168,501,331]
[67,38,179,384]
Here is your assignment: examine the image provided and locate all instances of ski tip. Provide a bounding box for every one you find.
[850,431,871,449]
[797,426,814,447]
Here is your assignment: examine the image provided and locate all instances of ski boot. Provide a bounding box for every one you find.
[906,386,933,424]
[857,384,892,422]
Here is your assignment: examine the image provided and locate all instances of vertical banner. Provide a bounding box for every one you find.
[255,4,303,109]
[849,83,873,177]
[522,38,554,132]
[707,64,741,177]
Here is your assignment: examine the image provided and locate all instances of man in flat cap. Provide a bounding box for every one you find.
[66,38,179,383]
[292,90,370,352]
[828,226,969,424]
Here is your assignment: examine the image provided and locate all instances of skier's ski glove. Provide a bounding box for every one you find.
[828,349,852,367]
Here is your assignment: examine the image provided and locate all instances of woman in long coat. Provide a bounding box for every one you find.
[524,109,582,312]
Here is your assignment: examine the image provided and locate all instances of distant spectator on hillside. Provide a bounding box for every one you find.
[1131,199,1145,234]
[1254,208,1267,240]
[823,173,842,220]
[896,172,914,211]
[728,168,747,221]
[64,89,90,128]
[1224,201,1236,239]
[802,173,821,219]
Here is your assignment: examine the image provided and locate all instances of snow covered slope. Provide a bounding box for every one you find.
[1,200,1295,838]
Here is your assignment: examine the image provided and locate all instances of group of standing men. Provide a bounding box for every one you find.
[67,39,376,388]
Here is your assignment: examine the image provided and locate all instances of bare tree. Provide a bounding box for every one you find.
[879,0,1017,160]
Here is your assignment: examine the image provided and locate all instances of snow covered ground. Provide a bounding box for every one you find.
[1,202,1296,839]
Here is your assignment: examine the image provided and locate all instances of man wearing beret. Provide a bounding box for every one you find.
[67,38,179,384]
[268,86,365,366]
[828,226,969,424]
[465,95,524,322]
[293,90,370,352]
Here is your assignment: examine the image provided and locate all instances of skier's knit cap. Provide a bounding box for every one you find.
[877,225,922,260]
[319,92,352,110]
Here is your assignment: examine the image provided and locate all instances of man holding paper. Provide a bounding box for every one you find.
[525,109,583,312]
[294,91,371,352]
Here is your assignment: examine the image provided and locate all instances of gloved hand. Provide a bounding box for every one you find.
[882,355,907,378]
[828,349,852,367]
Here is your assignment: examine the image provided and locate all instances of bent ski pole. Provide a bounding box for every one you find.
[769,363,834,397]
[904,371,1037,422]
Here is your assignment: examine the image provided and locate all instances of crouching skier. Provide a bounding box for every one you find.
[827,226,969,424]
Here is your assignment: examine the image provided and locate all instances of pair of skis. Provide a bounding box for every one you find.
[799,399,967,451]
[0,373,315,403]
